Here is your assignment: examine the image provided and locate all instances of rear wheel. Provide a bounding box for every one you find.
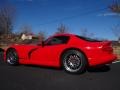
[62,50,87,74]
[6,49,19,65]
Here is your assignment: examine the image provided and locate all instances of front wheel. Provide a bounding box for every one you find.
[6,49,19,65]
[0,48,4,61]
[62,50,87,74]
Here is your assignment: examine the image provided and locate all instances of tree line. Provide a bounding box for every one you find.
[0,2,120,44]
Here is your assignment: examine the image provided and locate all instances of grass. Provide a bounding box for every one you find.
[113,46,120,60]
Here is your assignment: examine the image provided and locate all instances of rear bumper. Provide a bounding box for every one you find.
[89,54,117,66]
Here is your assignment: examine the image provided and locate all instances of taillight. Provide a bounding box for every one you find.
[102,46,113,52]
[102,41,113,53]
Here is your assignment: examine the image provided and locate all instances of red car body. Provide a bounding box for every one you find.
[4,34,117,68]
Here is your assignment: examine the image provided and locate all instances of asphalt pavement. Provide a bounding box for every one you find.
[0,56,120,90]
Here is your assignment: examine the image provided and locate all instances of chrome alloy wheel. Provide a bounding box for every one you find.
[6,50,18,65]
[64,54,82,72]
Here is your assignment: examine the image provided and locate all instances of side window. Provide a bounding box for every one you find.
[46,36,69,45]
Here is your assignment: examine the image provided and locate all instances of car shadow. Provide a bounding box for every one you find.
[25,64,111,73]
[23,64,61,71]
[87,65,111,73]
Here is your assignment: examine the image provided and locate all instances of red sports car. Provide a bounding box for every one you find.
[4,34,117,74]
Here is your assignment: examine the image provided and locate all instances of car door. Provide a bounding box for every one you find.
[30,36,70,66]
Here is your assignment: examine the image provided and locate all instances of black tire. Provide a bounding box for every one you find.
[0,48,4,61]
[62,50,87,74]
[6,49,19,65]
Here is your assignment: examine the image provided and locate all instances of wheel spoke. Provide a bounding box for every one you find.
[65,54,81,72]
[6,50,18,65]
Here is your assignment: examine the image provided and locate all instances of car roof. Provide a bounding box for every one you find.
[53,33,75,37]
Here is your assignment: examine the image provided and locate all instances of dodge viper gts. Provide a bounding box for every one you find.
[3,34,117,74]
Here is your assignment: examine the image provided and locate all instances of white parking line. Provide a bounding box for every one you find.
[112,60,120,64]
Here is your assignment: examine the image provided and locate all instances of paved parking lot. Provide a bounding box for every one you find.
[0,57,120,90]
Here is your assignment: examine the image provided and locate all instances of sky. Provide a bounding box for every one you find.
[0,0,120,40]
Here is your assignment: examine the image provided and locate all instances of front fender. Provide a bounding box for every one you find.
[6,44,39,60]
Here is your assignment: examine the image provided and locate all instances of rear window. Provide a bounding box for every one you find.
[76,35,101,42]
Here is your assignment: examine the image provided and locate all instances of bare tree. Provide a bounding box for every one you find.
[109,1,120,14]
[80,28,88,37]
[56,24,68,34]
[112,24,120,42]
[19,24,33,35]
[109,1,120,42]
[37,31,46,44]
[80,28,94,38]
[0,5,16,36]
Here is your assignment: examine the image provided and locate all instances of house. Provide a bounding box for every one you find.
[21,33,33,40]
